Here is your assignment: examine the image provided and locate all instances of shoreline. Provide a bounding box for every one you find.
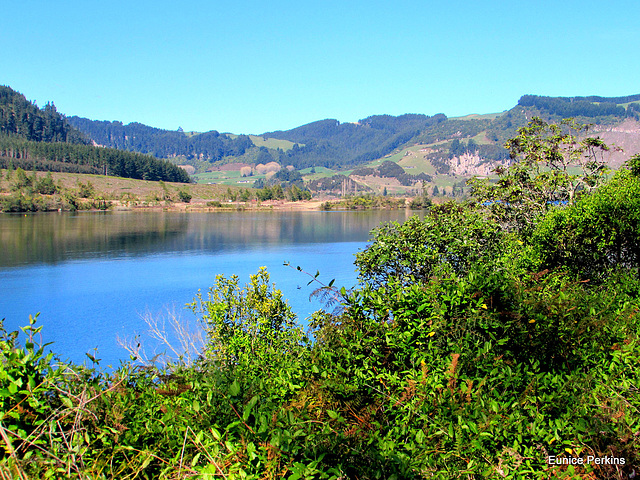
[1,170,424,213]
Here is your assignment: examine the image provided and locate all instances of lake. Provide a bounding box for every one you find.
[0,210,418,367]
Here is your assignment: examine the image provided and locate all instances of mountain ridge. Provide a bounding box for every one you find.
[67,93,640,173]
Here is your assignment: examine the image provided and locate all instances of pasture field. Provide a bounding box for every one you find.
[192,170,266,186]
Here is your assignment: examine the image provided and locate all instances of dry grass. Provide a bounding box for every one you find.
[117,306,205,368]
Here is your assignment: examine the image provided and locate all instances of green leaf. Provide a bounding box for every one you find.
[229,380,240,397]
[243,395,258,421]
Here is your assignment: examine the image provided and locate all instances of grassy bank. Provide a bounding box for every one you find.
[0,170,327,212]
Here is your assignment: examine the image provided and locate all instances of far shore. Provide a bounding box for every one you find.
[101,197,419,213]
[0,170,429,213]
[111,198,328,212]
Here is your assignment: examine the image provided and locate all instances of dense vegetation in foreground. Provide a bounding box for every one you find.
[1,119,640,478]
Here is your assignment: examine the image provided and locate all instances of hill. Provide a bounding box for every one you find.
[67,94,640,178]
[67,116,255,162]
[261,114,447,169]
[0,85,87,144]
[0,86,190,183]
[12,85,640,194]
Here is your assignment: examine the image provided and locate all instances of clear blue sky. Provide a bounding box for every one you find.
[3,0,639,134]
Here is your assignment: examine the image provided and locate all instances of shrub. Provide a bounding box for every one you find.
[177,189,192,203]
[34,172,57,195]
[0,193,39,212]
[76,180,94,198]
[10,168,32,191]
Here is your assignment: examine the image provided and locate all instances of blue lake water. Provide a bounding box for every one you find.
[0,210,418,367]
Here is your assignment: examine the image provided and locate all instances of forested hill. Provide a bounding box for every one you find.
[0,86,88,144]
[45,90,640,173]
[0,86,191,183]
[517,94,640,120]
[262,114,447,169]
[67,116,254,162]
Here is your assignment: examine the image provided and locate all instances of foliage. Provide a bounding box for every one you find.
[264,114,447,169]
[352,160,432,186]
[518,94,638,119]
[76,180,94,199]
[0,134,192,183]
[286,184,312,201]
[0,193,40,213]
[531,169,640,281]
[355,205,502,287]
[0,86,87,144]
[325,194,406,210]
[67,115,254,162]
[469,117,610,234]
[3,119,640,478]
[33,172,57,195]
[626,152,640,177]
[408,191,432,209]
[10,168,32,191]
[177,188,192,203]
[188,268,308,393]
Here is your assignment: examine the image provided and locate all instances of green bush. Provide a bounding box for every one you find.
[76,180,94,198]
[532,169,640,281]
[0,193,39,212]
[10,168,32,191]
[33,172,57,195]
[177,189,192,203]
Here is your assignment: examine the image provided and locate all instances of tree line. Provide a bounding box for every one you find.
[0,86,87,144]
[0,135,191,183]
[517,94,636,119]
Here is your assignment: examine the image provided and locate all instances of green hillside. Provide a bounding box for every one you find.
[14,87,640,191]
[0,86,191,183]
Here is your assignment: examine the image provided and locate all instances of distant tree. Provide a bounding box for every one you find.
[467,138,478,153]
[11,168,32,190]
[34,172,57,195]
[256,147,274,165]
[271,184,284,200]
[178,189,192,203]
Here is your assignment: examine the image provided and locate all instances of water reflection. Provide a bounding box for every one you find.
[0,210,420,268]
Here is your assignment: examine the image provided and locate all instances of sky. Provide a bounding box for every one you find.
[3,0,640,134]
